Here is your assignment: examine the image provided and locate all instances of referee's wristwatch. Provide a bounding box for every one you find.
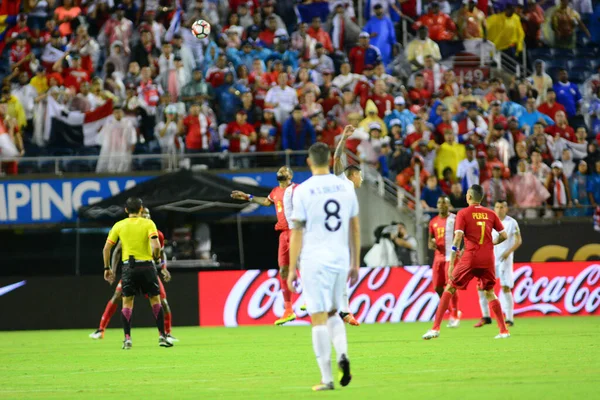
[104,266,111,271]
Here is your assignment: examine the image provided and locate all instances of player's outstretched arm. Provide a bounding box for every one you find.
[349,216,361,286]
[287,220,305,293]
[333,125,355,176]
[231,190,272,206]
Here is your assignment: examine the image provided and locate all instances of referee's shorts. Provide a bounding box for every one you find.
[121,260,161,297]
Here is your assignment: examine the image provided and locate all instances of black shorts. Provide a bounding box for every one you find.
[121,262,161,297]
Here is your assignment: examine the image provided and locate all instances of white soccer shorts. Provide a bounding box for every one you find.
[495,259,514,288]
[301,266,347,315]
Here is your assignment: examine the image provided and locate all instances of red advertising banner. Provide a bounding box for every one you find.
[197,262,600,327]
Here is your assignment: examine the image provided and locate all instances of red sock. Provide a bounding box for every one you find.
[450,292,460,319]
[99,300,118,331]
[164,311,172,335]
[279,275,292,310]
[489,299,508,333]
[432,291,453,330]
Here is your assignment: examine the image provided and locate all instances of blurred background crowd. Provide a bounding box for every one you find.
[0,0,600,219]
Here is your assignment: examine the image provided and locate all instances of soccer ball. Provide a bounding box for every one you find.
[192,20,211,39]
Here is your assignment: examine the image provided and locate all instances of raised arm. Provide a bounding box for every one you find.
[334,125,355,176]
[231,190,273,206]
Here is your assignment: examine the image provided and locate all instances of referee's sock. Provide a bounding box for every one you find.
[121,307,132,338]
[152,303,166,337]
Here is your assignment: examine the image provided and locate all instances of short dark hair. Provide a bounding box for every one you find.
[494,199,507,206]
[125,197,143,214]
[469,184,484,203]
[308,142,331,167]
[344,165,361,177]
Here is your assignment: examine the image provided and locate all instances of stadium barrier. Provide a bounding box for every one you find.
[197,262,600,327]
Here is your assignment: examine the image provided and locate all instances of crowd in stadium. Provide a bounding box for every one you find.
[1,0,600,218]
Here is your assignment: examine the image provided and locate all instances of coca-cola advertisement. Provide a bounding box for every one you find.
[197,262,600,327]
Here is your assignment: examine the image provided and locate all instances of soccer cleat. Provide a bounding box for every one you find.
[447,310,462,328]
[473,317,492,328]
[422,329,440,340]
[495,332,511,339]
[89,329,104,339]
[300,304,307,311]
[274,310,297,326]
[506,320,514,327]
[166,334,179,344]
[122,339,132,350]
[159,335,174,347]
[312,382,334,391]
[338,354,352,387]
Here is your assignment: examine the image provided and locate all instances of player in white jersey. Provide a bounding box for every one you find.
[475,199,522,328]
[288,143,361,392]
[331,125,364,326]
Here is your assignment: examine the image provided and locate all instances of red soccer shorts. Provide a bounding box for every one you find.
[431,258,448,288]
[449,252,495,291]
[278,229,291,267]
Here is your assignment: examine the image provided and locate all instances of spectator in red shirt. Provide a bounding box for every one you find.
[487,99,508,129]
[225,110,257,156]
[206,54,229,88]
[4,14,32,49]
[440,166,455,195]
[348,32,382,74]
[180,104,213,162]
[319,115,342,149]
[435,107,458,144]
[369,79,394,118]
[257,109,279,152]
[538,89,566,122]
[413,2,457,42]
[259,15,278,48]
[53,52,91,92]
[354,64,375,108]
[482,146,506,182]
[545,110,576,142]
[9,35,33,74]
[408,73,433,106]
[307,16,333,53]
[522,0,545,49]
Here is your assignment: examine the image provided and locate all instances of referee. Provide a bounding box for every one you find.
[103,197,173,349]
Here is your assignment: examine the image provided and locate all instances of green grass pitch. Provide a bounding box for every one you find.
[0,317,598,399]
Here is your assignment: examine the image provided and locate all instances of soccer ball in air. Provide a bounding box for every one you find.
[192,20,211,39]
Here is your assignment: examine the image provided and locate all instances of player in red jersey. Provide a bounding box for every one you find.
[90,208,176,342]
[428,196,461,328]
[423,184,510,340]
[231,166,298,325]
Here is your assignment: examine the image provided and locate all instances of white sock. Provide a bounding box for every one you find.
[478,290,490,318]
[340,287,350,313]
[327,314,348,363]
[312,325,333,384]
[501,290,514,321]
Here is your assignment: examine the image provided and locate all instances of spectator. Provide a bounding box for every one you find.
[449,182,468,209]
[319,115,342,150]
[545,161,572,217]
[457,144,480,191]
[363,4,397,67]
[486,3,525,58]
[384,96,415,134]
[407,73,433,107]
[521,0,545,49]
[511,159,551,218]
[131,29,160,69]
[481,146,506,182]
[483,165,513,206]
[391,222,418,266]
[435,108,458,143]
[588,160,600,207]
[225,110,257,167]
[349,32,382,75]
[486,123,512,166]
[435,129,465,179]
[180,68,211,110]
[421,175,445,211]
[413,1,457,55]
[96,106,137,173]
[301,90,324,125]
[567,161,592,216]
[528,60,553,105]
[11,71,37,136]
[551,0,591,49]
[360,99,388,137]
[389,138,412,177]
[396,155,430,194]
[262,0,286,31]
[307,16,333,53]
[553,69,582,121]
[282,105,316,156]
[0,113,23,175]
[369,80,394,119]
[509,141,530,175]
[457,0,487,40]
[538,89,566,122]
[325,2,361,52]
[561,149,576,179]
[545,110,576,142]
[439,166,455,195]
[0,87,26,129]
[519,97,554,135]
[54,0,82,37]
[291,22,316,60]
[180,103,213,162]
[407,26,441,71]
[310,44,335,87]
[332,61,360,92]
[155,105,182,158]
[265,72,298,124]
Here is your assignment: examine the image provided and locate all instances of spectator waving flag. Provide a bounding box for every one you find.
[165,0,183,43]
[44,97,114,148]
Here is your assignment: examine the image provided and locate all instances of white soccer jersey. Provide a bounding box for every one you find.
[291,174,359,271]
[493,216,520,264]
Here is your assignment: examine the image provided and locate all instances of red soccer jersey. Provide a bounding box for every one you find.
[545,124,576,142]
[537,102,565,122]
[455,205,504,255]
[225,121,255,153]
[370,93,394,118]
[268,184,296,231]
[429,214,450,260]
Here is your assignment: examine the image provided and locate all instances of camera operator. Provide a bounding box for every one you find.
[390,222,418,266]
